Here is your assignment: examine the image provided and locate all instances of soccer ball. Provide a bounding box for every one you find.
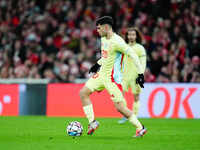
[66,121,83,137]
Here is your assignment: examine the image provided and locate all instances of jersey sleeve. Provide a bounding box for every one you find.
[138,46,147,73]
[97,58,102,65]
[115,38,143,74]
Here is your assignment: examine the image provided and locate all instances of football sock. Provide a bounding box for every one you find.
[123,99,127,107]
[128,114,143,130]
[133,100,140,116]
[83,104,94,123]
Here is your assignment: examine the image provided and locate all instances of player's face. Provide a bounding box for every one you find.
[96,24,107,37]
[128,30,136,43]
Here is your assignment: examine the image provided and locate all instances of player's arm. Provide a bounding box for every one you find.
[89,37,103,74]
[126,47,145,88]
[139,46,147,73]
[89,59,101,73]
[115,39,144,88]
[116,40,143,74]
[97,59,102,65]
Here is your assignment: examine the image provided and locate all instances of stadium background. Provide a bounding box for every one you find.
[0,0,200,118]
[0,0,199,118]
[0,0,199,82]
[0,0,200,150]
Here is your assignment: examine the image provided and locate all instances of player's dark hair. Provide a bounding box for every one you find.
[125,27,143,44]
[96,16,113,27]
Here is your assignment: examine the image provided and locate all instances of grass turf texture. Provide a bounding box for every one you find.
[0,117,200,150]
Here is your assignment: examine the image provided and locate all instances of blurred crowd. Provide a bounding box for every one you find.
[0,0,199,83]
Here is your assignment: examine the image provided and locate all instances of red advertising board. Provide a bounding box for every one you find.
[0,84,19,116]
[47,83,200,118]
[47,83,134,117]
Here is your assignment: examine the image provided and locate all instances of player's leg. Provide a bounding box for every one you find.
[133,94,140,116]
[106,82,147,137]
[118,90,128,124]
[79,86,94,123]
[118,116,128,124]
[80,86,100,135]
[129,84,146,137]
[118,93,140,123]
[114,101,147,137]
[131,82,141,116]
[118,80,141,123]
[118,79,129,124]
[114,101,142,129]
[79,73,104,135]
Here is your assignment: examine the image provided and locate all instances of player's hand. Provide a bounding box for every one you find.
[136,74,144,88]
[89,63,101,73]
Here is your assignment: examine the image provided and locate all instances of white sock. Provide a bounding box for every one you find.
[133,101,140,116]
[128,114,143,130]
[83,104,94,123]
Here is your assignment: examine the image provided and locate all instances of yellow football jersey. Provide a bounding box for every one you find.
[123,43,146,81]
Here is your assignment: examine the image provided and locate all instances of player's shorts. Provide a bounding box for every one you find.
[122,73,141,95]
[85,73,126,103]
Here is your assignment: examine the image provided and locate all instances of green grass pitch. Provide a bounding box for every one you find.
[0,116,200,150]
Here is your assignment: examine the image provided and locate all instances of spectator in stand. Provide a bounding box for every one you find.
[0,0,199,83]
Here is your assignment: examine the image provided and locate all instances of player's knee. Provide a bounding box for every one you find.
[134,94,139,102]
[114,102,123,112]
[79,88,86,100]
[79,87,90,100]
